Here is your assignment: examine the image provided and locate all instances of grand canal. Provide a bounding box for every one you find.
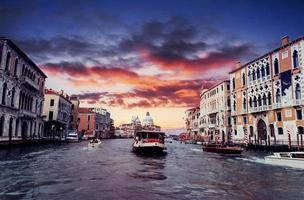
[0,139,303,200]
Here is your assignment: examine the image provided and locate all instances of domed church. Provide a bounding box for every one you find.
[142,112,154,126]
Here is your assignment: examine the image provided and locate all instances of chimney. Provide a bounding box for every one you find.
[281,35,289,46]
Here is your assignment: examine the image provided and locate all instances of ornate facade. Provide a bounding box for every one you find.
[0,38,47,143]
[230,36,304,146]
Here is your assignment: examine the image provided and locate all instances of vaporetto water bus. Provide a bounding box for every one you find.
[132,130,166,153]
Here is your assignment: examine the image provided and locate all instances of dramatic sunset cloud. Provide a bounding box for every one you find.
[2,0,304,128]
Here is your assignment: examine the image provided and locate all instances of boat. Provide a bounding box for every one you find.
[196,141,203,145]
[66,131,79,143]
[88,139,102,148]
[132,130,166,153]
[264,152,304,169]
[202,145,243,154]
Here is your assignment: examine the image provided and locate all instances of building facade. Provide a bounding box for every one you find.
[0,38,46,143]
[70,95,80,130]
[230,36,304,146]
[42,89,72,140]
[185,106,200,140]
[199,81,231,143]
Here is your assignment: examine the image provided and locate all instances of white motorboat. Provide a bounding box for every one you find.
[132,130,166,153]
[88,139,102,148]
[66,131,79,143]
[264,152,304,169]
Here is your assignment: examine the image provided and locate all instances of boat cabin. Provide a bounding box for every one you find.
[135,131,165,144]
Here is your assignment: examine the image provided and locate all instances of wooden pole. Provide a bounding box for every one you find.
[297,134,300,151]
[288,132,291,151]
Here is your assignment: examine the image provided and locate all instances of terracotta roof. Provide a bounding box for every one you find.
[45,88,71,103]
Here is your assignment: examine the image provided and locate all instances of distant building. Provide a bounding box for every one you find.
[0,38,47,143]
[185,107,200,140]
[42,89,72,140]
[142,112,161,131]
[70,95,80,130]
[78,107,112,138]
[199,81,231,143]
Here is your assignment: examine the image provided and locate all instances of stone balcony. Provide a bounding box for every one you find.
[20,76,40,91]
[19,109,37,118]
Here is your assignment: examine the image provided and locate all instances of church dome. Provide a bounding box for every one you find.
[143,112,154,126]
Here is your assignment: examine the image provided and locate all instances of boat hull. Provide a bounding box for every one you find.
[202,146,243,154]
[264,156,304,169]
[132,142,166,154]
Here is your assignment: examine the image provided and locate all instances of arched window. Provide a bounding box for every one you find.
[2,83,7,105]
[243,98,246,109]
[253,96,257,107]
[232,78,235,89]
[298,126,304,134]
[293,50,299,68]
[295,83,301,100]
[266,63,270,75]
[263,94,267,105]
[22,64,25,76]
[252,69,256,80]
[15,118,19,137]
[0,116,4,136]
[11,87,15,107]
[274,58,279,75]
[258,95,262,106]
[276,89,281,103]
[261,65,265,77]
[233,100,236,111]
[257,68,260,79]
[268,92,272,105]
[242,73,246,86]
[5,52,11,71]
[249,97,252,108]
[14,58,18,76]
[248,71,251,81]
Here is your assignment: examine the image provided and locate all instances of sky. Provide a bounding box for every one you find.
[1,0,304,129]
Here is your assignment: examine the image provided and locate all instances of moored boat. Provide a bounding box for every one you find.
[264,152,304,169]
[66,131,79,143]
[202,145,243,154]
[132,130,166,153]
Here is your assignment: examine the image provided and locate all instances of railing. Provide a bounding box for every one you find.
[21,76,40,91]
[294,99,302,106]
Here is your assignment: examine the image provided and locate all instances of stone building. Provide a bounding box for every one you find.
[199,81,231,143]
[70,95,80,130]
[42,89,72,140]
[230,36,304,146]
[0,38,46,143]
[185,107,200,140]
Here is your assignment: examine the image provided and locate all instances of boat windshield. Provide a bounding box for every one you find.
[136,132,165,143]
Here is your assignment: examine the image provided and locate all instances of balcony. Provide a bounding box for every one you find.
[21,76,40,91]
[19,109,37,118]
[294,99,303,106]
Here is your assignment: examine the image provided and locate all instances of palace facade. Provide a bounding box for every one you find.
[0,38,47,143]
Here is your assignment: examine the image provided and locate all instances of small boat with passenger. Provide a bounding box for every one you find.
[132,130,166,153]
[264,151,304,169]
[88,138,102,148]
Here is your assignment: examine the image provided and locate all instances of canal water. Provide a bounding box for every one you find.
[0,139,303,200]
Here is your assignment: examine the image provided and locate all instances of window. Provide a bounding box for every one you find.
[261,65,265,77]
[233,100,236,111]
[274,58,279,75]
[242,73,246,85]
[228,117,231,125]
[276,112,282,121]
[234,129,237,136]
[258,95,262,106]
[11,87,15,107]
[227,84,230,90]
[268,92,272,105]
[252,69,256,80]
[248,71,251,81]
[266,63,270,75]
[227,98,231,107]
[253,96,257,107]
[88,115,90,121]
[87,124,90,130]
[298,127,304,134]
[293,50,299,68]
[243,98,246,109]
[14,58,18,76]
[2,83,7,105]
[296,109,302,120]
[71,104,74,110]
[50,99,54,106]
[249,97,252,108]
[49,111,53,120]
[249,126,254,137]
[295,83,301,100]
[278,127,283,135]
[243,117,247,124]
[256,68,260,79]
[5,52,11,71]
[232,78,235,89]
[262,94,267,105]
